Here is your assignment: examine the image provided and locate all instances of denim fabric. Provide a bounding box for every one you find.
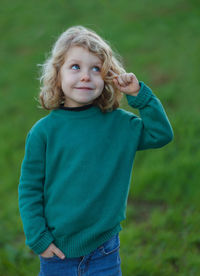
[38,233,122,276]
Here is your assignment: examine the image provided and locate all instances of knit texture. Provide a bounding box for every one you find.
[18,81,173,257]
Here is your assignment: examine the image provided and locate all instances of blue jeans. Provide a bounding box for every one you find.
[38,233,122,276]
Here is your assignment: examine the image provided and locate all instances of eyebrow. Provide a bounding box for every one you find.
[67,59,102,66]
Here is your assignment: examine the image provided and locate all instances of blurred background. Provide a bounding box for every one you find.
[0,0,200,275]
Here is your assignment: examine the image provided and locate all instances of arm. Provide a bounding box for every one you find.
[18,129,54,255]
[126,81,174,150]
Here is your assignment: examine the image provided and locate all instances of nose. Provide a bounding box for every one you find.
[80,71,90,82]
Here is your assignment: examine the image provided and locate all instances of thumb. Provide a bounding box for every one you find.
[113,78,123,91]
[113,78,120,87]
[51,244,66,259]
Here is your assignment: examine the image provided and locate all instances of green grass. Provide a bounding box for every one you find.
[0,0,200,275]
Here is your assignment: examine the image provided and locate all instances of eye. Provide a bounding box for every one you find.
[93,66,101,72]
[71,64,80,70]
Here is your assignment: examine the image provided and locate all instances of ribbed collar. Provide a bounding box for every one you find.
[50,104,101,119]
[59,103,94,111]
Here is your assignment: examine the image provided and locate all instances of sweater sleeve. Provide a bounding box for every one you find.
[126,81,174,150]
[18,129,54,255]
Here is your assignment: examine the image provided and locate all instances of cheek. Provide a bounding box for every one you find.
[61,74,75,86]
[97,79,105,92]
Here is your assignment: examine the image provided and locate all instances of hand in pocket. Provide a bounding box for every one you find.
[40,243,65,259]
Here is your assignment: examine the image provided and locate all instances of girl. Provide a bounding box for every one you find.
[18,25,173,276]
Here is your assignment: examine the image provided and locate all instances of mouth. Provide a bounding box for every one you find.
[75,87,93,90]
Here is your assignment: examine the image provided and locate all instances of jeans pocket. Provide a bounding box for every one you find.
[98,233,120,256]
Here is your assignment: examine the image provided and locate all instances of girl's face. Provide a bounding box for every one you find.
[60,46,104,107]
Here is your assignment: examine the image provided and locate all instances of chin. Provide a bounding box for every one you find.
[76,97,96,104]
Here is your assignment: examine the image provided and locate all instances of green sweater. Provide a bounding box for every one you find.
[18,81,173,258]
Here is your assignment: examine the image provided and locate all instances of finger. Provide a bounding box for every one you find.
[113,78,122,89]
[123,74,129,83]
[117,75,126,86]
[112,78,120,87]
[123,73,133,83]
[51,244,65,259]
[40,252,54,258]
[121,73,130,84]
[130,73,135,81]
[119,73,132,85]
[127,73,134,82]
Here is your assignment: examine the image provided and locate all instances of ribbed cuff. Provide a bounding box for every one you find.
[29,230,55,255]
[126,81,153,109]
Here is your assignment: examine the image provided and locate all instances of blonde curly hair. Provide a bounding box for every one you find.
[37,25,126,113]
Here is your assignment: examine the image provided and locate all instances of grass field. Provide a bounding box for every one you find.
[0,0,200,275]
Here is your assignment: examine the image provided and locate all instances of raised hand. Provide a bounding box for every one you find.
[109,70,140,96]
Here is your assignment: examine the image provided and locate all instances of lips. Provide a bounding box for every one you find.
[75,87,93,90]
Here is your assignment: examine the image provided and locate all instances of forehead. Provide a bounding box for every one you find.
[65,46,102,64]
